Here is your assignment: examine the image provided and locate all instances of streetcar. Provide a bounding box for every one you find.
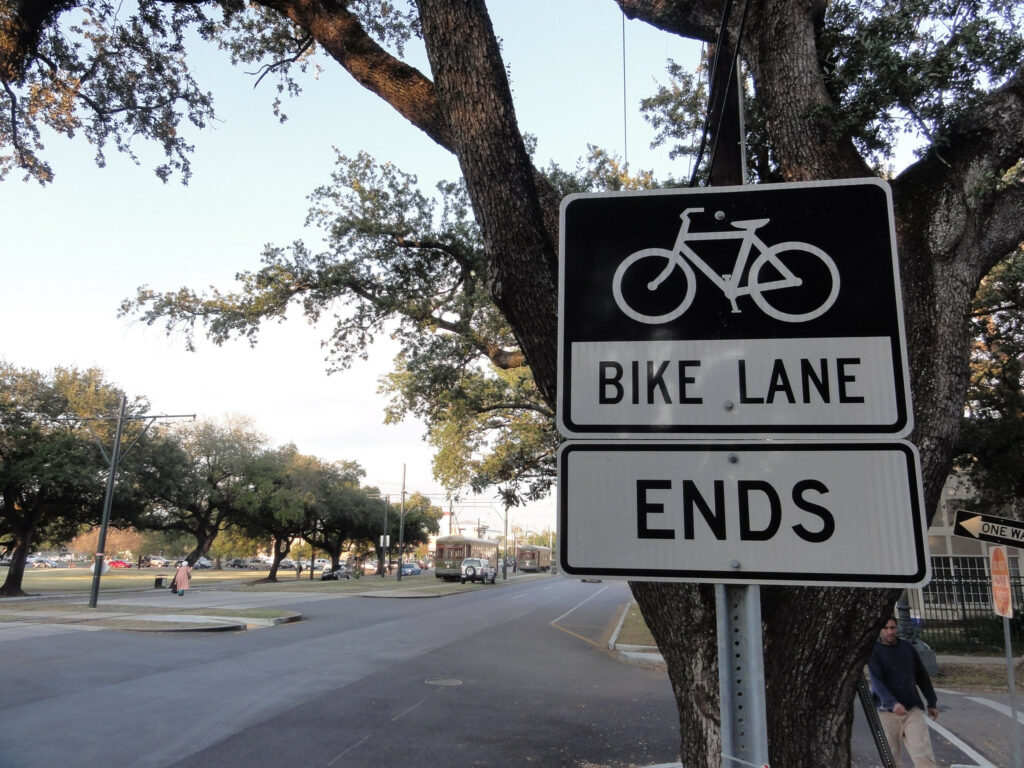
[434,535,499,581]
[516,544,552,572]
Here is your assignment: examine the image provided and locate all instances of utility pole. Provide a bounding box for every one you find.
[379,495,389,578]
[68,397,194,608]
[396,464,407,582]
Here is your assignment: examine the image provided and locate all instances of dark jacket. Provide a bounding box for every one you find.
[868,638,937,712]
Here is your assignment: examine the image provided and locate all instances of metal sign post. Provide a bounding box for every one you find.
[990,546,1023,768]
[717,584,770,767]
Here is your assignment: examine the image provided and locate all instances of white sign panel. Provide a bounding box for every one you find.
[557,441,929,587]
[557,179,913,438]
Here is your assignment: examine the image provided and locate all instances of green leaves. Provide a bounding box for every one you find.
[1,0,220,183]
[821,0,1024,161]
[957,248,1024,512]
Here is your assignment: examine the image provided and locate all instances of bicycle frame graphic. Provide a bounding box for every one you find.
[612,207,840,324]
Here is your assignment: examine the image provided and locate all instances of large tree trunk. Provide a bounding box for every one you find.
[409,1,1024,765]
[0,507,38,598]
[417,0,560,404]
[0,533,34,597]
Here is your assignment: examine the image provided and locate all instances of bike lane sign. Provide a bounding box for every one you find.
[557,178,912,438]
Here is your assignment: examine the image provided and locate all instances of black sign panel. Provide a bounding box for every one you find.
[953,509,1024,549]
[557,179,912,438]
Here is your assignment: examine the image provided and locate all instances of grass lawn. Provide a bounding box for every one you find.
[11,566,259,594]
[8,565,527,598]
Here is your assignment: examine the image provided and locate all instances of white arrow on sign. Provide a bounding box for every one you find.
[958,514,985,538]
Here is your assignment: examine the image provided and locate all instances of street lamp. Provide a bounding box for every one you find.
[368,494,389,578]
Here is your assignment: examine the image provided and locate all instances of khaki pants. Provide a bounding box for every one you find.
[879,708,937,768]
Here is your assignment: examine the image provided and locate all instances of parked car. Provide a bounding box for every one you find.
[400,563,421,576]
[460,557,497,584]
[31,558,60,568]
[147,556,169,567]
[320,564,351,580]
[107,559,131,568]
[193,556,213,569]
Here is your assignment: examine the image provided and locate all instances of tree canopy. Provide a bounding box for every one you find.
[3,0,1023,764]
[0,363,151,595]
[956,249,1024,512]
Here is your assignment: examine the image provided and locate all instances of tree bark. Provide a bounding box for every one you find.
[415,0,560,405]
[403,2,1024,765]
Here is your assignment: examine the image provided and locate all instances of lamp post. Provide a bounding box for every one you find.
[380,496,388,578]
[396,464,407,582]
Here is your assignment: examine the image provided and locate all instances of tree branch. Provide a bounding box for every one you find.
[263,0,452,149]
[614,0,723,42]
[249,34,315,89]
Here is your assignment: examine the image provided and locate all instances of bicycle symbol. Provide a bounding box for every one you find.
[612,207,840,324]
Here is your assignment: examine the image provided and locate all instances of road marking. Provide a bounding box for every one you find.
[551,585,608,625]
[550,586,610,647]
[390,696,428,722]
[327,734,371,765]
[926,717,997,768]
[967,696,1024,724]
[511,593,526,600]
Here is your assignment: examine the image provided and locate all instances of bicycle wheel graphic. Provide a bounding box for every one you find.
[749,241,839,323]
[612,248,697,324]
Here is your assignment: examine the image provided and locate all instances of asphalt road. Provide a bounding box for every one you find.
[2,576,1020,767]
[0,577,680,768]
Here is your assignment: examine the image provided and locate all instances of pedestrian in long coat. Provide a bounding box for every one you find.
[172,562,192,596]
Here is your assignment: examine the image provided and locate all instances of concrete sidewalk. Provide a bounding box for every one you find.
[0,585,314,633]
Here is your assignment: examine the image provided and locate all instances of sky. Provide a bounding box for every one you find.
[0,1,701,538]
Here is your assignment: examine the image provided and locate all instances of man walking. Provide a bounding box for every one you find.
[868,615,940,767]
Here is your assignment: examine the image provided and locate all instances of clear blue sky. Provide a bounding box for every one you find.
[0,1,700,535]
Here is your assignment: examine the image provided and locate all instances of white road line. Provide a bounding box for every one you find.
[389,696,428,722]
[550,585,608,626]
[927,718,997,768]
[327,734,371,765]
[967,695,1024,724]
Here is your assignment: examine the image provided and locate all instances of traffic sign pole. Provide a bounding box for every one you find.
[990,546,1023,768]
[707,53,770,768]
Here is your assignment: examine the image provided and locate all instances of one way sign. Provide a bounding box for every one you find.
[953,509,1024,549]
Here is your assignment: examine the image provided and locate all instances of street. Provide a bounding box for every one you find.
[1,576,1020,767]
[0,578,679,768]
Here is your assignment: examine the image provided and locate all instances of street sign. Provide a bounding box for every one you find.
[557,178,912,438]
[953,509,1024,549]
[991,546,1013,619]
[557,440,928,587]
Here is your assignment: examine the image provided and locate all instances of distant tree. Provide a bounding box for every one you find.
[956,248,1024,516]
[136,417,265,566]
[394,492,443,557]
[304,460,367,569]
[237,444,328,582]
[0,364,151,596]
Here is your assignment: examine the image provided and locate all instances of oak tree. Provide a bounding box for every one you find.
[3,1,1024,764]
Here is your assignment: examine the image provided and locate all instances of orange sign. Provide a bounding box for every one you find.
[990,546,1013,619]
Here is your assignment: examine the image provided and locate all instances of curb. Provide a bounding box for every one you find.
[607,602,666,666]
